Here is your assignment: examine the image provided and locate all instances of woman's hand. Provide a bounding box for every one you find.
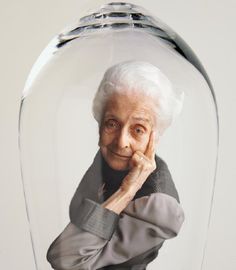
[102,131,158,214]
[121,131,157,196]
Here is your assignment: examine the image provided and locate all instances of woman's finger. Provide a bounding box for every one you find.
[144,131,155,160]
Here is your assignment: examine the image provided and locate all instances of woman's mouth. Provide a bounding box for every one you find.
[109,149,132,159]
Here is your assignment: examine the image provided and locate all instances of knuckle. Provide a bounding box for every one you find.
[146,162,156,172]
[132,152,140,160]
[137,163,143,169]
[151,162,156,170]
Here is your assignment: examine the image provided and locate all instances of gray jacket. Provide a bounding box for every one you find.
[47,151,185,270]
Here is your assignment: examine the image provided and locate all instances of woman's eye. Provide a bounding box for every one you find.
[104,120,119,131]
[134,126,145,135]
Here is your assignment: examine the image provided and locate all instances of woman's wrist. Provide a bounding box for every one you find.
[102,187,136,214]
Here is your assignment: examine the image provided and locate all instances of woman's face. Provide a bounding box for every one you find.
[99,92,157,171]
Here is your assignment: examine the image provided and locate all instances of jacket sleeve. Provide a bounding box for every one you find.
[47,192,184,270]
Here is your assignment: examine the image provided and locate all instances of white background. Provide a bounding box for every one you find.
[0,0,235,269]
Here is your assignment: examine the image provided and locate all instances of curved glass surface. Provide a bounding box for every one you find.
[18,2,218,270]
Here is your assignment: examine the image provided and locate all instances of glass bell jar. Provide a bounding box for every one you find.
[18,2,219,270]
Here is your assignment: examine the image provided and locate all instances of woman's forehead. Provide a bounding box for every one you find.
[103,93,156,125]
[105,92,155,108]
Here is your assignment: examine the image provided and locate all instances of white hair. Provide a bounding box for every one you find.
[92,60,184,136]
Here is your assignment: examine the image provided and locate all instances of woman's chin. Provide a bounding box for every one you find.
[106,158,130,171]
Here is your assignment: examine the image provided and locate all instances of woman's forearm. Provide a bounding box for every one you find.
[102,166,152,214]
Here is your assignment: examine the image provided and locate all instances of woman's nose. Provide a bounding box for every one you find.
[116,129,130,149]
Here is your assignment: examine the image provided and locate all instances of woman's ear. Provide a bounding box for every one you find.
[98,124,102,147]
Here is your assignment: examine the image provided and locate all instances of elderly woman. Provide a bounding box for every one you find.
[47,61,185,270]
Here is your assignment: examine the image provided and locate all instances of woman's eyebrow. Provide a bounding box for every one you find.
[103,113,117,119]
[131,116,151,123]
